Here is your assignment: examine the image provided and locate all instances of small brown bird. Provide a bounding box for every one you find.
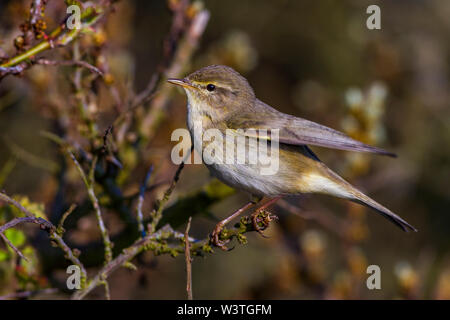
[168,65,416,250]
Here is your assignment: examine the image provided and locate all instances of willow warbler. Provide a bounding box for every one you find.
[168,65,416,250]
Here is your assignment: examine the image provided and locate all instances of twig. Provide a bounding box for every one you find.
[0,2,113,80]
[0,216,53,233]
[36,58,104,76]
[101,125,122,168]
[57,204,77,235]
[184,216,193,300]
[131,73,159,110]
[49,232,87,287]
[71,206,281,300]
[149,162,185,234]
[102,125,114,153]
[137,165,154,237]
[72,42,98,137]
[0,232,28,261]
[71,225,202,300]
[129,0,189,111]
[0,193,36,218]
[139,8,210,139]
[0,64,27,78]
[100,276,111,300]
[0,192,87,286]
[3,136,59,173]
[68,151,113,262]
[13,0,48,53]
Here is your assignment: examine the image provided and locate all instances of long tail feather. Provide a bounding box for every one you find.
[318,165,417,232]
[350,193,417,232]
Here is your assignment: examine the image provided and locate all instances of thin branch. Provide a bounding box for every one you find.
[139,8,210,139]
[13,0,48,53]
[137,165,154,237]
[36,58,104,76]
[71,42,98,137]
[0,193,37,218]
[101,125,123,168]
[0,216,53,233]
[149,162,185,234]
[71,210,280,300]
[184,216,193,300]
[71,225,202,300]
[128,0,189,111]
[49,232,87,287]
[0,232,28,261]
[57,204,77,235]
[100,276,111,300]
[3,135,60,173]
[131,73,159,110]
[0,64,27,78]
[68,151,113,262]
[0,193,87,287]
[0,2,113,80]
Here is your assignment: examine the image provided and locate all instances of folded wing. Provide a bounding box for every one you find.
[226,99,396,157]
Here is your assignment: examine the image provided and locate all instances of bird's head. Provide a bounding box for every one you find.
[167,65,255,119]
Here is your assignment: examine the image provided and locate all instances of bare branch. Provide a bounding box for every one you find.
[100,276,111,300]
[36,58,104,76]
[137,165,154,237]
[149,162,185,234]
[57,204,77,235]
[139,8,210,139]
[0,193,38,218]
[0,232,28,261]
[0,1,114,80]
[0,192,87,286]
[67,151,113,262]
[0,64,27,78]
[185,216,193,300]
[71,225,202,300]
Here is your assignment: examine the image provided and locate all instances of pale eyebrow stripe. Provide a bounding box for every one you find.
[193,81,234,92]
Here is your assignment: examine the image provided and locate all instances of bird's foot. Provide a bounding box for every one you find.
[209,223,233,251]
[250,209,278,237]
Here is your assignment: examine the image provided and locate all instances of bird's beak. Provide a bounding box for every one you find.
[167,78,197,90]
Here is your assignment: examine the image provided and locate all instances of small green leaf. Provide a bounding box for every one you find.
[11,195,47,219]
[5,228,26,247]
[0,249,9,261]
[20,246,39,273]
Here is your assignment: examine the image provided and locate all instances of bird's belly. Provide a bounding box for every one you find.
[187,108,301,196]
[189,129,294,196]
[206,162,287,196]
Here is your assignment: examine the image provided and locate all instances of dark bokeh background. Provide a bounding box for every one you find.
[0,0,449,299]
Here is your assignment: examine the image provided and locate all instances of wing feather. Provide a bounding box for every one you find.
[226,99,396,157]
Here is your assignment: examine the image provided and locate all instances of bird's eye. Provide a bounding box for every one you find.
[206,84,215,92]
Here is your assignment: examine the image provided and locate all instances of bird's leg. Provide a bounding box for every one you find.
[250,196,282,236]
[210,199,259,251]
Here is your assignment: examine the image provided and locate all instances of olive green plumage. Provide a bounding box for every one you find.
[168,65,416,232]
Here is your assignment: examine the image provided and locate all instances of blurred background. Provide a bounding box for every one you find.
[0,0,449,299]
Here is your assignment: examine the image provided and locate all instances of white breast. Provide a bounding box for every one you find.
[186,100,286,196]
